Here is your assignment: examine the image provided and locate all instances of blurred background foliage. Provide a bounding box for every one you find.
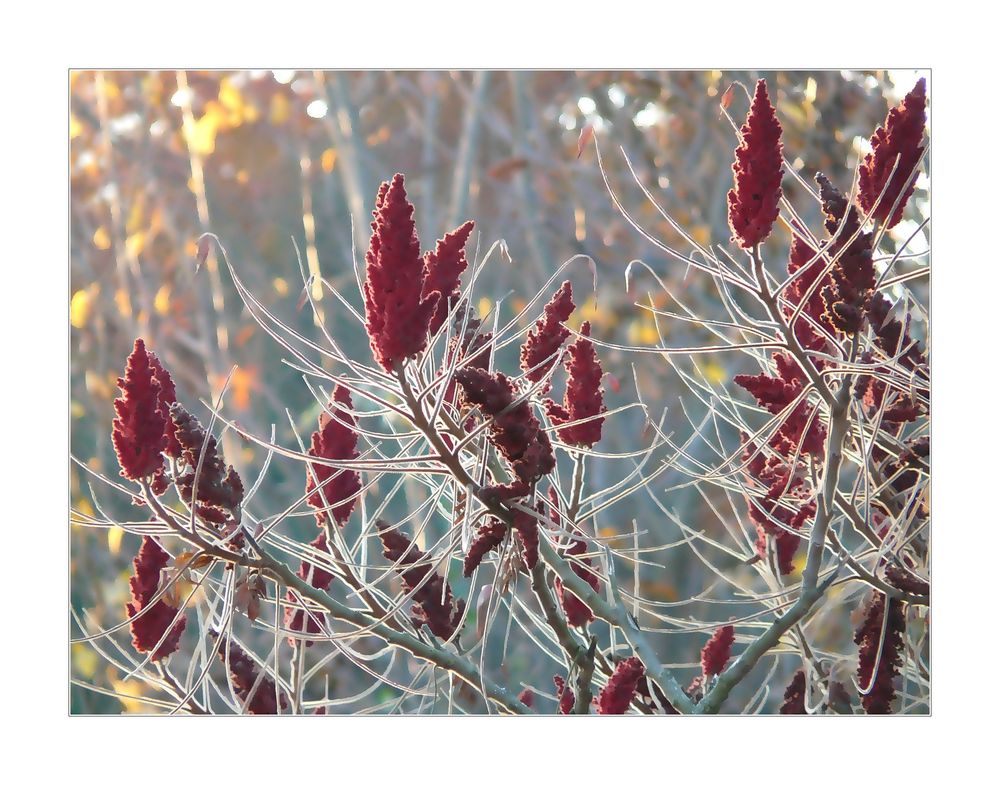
[70,70,928,713]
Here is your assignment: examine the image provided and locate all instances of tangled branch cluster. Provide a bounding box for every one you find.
[73,76,929,715]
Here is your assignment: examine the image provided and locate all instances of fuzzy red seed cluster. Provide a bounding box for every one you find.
[596,656,645,714]
[520,281,575,392]
[555,538,600,627]
[284,532,336,646]
[784,230,835,357]
[854,592,905,714]
[454,366,555,497]
[125,536,186,661]
[701,624,735,679]
[363,173,474,371]
[146,350,182,459]
[463,517,508,577]
[735,351,826,459]
[422,219,475,334]
[858,78,927,229]
[305,384,361,527]
[816,173,876,335]
[740,437,817,574]
[169,403,245,528]
[545,321,606,448]
[112,339,168,481]
[214,633,287,714]
[779,670,807,714]
[553,675,576,714]
[727,80,784,249]
[377,522,465,641]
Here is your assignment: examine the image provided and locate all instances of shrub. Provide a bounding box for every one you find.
[71,76,929,715]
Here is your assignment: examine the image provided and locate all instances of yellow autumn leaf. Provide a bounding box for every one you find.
[183,106,222,156]
[477,297,492,320]
[273,277,289,296]
[320,147,337,173]
[154,284,171,315]
[85,369,112,399]
[110,677,149,714]
[107,525,124,556]
[700,359,727,385]
[689,224,711,247]
[71,643,99,679]
[70,113,83,140]
[92,226,111,251]
[230,366,258,411]
[270,92,292,125]
[70,287,93,329]
[125,231,146,257]
[114,287,132,318]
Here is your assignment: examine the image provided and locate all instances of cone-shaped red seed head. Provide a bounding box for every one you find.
[854,592,905,714]
[734,351,826,459]
[125,536,186,661]
[454,367,555,492]
[727,80,784,249]
[377,522,464,641]
[555,538,599,627]
[422,220,475,334]
[816,173,875,335]
[215,634,287,714]
[596,656,645,714]
[463,517,507,577]
[701,624,735,679]
[553,675,576,714]
[112,339,167,481]
[858,78,927,230]
[520,281,575,393]
[285,532,336,646]
[306,384,361,527]
[146,350,182,459]
[545,322,606,448]
[170,403,244,523]
[512,506,539,571]
[779,670,807,714]
[363,174,440,371]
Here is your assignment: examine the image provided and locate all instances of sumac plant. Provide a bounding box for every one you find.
[71,77,929,715]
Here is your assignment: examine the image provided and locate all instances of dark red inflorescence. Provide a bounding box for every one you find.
[169,403,244,528]
[858,78,927,230]
[454,367,555,498]
[554,538,600,627]
[422,220,475,334]
[125,536,186,661]
[727,79,784,249]
[545,322,606,448]
[520,281,575,393]
[701,624,735,680]
[553,675,576,714]
[377,522,465,641]
[596,656,645,714]
[363,174,440,371]
[854,592,905,714]
[216,633,287,714]
[816,173,876,335]
[779,670,807,714]
[112,339,167,482]
[305,384,361,527]
[284,532,336,646]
